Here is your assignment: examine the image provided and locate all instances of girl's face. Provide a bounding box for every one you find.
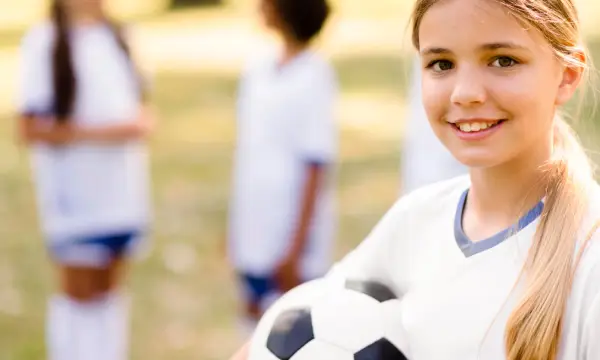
[418,0,581,169]
[61,0,104,19]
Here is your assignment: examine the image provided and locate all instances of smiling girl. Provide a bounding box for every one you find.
[230,0,600,359]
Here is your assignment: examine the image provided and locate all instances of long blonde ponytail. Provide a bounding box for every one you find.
[504,117,593,360]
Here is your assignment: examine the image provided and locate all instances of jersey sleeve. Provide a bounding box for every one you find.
[295,65,337,164]
[324,194,412,289]
[17,25,54,117]
[235,66,251,121]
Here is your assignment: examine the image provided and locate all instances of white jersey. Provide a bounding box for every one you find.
[327,176,600,360]
[401,59,466,194]
[18,23,150,243]
[228,48,338,279]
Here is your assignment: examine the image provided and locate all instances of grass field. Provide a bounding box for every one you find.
[0,1,600,359]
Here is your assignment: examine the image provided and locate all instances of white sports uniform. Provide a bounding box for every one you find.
[328,175,600,360]
[401,59,466,194]
[18,22,151,266]
[229,48,338,310]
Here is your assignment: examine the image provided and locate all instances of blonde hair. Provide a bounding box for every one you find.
[410,1,595,359]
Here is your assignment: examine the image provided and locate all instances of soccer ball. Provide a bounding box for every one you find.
[248,277,410,360]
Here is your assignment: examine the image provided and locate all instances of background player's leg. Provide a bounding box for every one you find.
[49,263,128,360]
[46,287,74,360]
[236,274,275,339]
[46,238,132,360]
[105,259,130,360]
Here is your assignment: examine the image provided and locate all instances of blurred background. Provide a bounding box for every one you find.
[1,0,600,359]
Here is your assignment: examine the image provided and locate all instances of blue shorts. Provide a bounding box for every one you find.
[49,230,144,267]
[239,273,280,308]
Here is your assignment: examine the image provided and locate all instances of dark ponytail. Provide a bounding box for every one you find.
[51,1,76,122]
[50,0,145,123]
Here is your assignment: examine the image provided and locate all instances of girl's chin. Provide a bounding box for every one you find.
[450,151,508,170]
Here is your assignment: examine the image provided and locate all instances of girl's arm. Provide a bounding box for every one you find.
[18,115,73,145]
[18,106,154,145]
[229,342,250,360]
[75,106,154,143]
[274,162,325,291]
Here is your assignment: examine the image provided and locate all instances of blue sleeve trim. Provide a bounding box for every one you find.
[303,159,331,167]
[21,108,55,119]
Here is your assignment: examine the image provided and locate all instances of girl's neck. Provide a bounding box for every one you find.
[67,11,104,28]
[278,35,309,67]
[468,135,554,222]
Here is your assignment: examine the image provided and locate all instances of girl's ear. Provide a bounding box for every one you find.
[555,51,585,106]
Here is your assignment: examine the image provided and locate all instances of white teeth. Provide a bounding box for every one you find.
[457,121,498,132]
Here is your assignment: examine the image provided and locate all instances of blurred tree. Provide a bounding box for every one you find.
[169,0,223,8]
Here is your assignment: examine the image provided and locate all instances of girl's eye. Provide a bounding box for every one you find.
[428,60,454,72]
[491,56,517,68]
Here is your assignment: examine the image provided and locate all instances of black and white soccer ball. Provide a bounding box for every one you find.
[248,277,410,360]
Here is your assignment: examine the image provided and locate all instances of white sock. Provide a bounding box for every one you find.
[102,293,130,360]
[47,295,73,360]
[46,293,130,360]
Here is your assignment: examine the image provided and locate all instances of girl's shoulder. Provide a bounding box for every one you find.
[400,174,470,210]
[21,21,55,54]
[570,182,600,306]
[384,174,470,227]
[577,182,600,267]
[240,45,278,75]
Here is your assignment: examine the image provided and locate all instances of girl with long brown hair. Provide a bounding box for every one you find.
[17,1,153,359]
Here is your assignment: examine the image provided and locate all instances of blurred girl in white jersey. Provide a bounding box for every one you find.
[17,0,152,359]
[228,0,337,333]
[231,0,600,359]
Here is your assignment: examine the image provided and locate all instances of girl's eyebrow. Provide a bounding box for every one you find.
[479,42,529,51]
[421,42,529,56]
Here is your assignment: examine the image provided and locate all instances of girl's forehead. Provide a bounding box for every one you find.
[418,0,549,53]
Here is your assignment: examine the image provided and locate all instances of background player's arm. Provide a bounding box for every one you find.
[275,162,325,290]
[18,115,72,145]
[290,162,324,257]
[18,106,154,145]
[74,105,154,142]
[275,66,336,290]
[229,341,250,360]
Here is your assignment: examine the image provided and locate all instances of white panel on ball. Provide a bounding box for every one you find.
[380,299,411,356]
[311,288,385,352]
[291,339,354,360]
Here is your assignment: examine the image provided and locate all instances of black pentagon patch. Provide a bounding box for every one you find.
[345,280,397,303]
[266,307,314,360]
[354,338,409,360]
